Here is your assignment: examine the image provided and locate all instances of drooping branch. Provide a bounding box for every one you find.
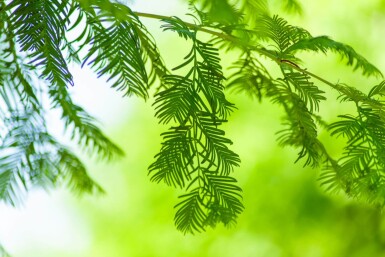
[134,11,377,99]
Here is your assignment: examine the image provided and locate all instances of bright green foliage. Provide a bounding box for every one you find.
[150,16,242,233]
[0,0,384,241]
[322,81,385,203]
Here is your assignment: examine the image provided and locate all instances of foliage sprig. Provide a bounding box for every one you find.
[0,0,385,240]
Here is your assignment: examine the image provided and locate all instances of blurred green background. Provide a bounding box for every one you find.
[2,0,385,256]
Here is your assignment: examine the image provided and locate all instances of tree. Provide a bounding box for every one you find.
[0,0,384,251]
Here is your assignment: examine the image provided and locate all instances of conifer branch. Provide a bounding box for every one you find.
[134,11,382,95]
[1,0,385,244]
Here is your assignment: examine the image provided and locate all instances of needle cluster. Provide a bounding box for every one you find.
[0,0,384,238]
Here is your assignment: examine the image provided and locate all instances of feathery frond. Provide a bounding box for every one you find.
[78,0,167,94]
[269,80,323,167]
[282,70,325,112]
[150,16,242,233]
[285,36,383,77]
[324,94,385,204]
[81,6,148,98]
[7,0,74,87]
[255,14,311,55]
[1,0,385,242]
[227,51,273,100]
[49,85,124,160]
[0,82,103,205]
[0,0,121,208]
[175,189,207,234]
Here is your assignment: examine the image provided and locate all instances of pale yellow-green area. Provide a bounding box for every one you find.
[8,0,385,256]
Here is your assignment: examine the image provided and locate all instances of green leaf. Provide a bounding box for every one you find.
[150,21,241,233]
[255,14,311,53]
[7,0,74,87]
[149,127,193,188]
[49,86,123,160]
[154,75,195,124]
[82,13,149,98]
[175,189,207,234]
[283,71,326,112]
[285,36,383,78]
[368,81,385,97]
[0,169,21,207]
[227,52,274,100]
[204,174,243,227]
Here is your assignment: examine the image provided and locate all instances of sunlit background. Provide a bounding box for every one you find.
[1,0,385,256]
